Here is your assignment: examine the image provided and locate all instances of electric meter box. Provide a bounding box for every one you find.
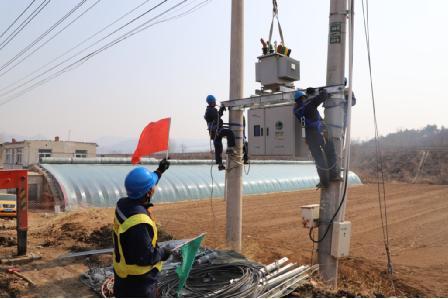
[248,104,308,158]
[255,53,300,89]
[331,221,352,258]
[300,204,320,228]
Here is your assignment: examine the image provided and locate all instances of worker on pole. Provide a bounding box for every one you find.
[293,88,341,188]
[113,159,172,297]
[204,95,236,171]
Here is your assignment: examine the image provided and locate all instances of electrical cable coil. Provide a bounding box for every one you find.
[158,262,265,298]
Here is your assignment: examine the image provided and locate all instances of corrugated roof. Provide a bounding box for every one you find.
[40,162,362,210]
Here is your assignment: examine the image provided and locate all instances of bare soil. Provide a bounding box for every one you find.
[0,183,447,297]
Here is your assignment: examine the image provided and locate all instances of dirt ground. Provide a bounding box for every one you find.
[1,183,447,297]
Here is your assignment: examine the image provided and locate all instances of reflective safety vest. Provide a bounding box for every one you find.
[113,212,162,278]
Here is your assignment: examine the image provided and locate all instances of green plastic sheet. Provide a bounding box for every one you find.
[175,234,205,296]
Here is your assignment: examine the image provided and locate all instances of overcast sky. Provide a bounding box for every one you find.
[0,0,447,144]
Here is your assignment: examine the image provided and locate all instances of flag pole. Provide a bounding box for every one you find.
[166,118,171,159]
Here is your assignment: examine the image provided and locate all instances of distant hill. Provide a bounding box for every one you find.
[350,125,448,184]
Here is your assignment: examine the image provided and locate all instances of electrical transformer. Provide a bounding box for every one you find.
[247,104,308,158]
[255,53,300,92]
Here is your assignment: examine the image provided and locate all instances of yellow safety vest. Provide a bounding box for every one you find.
[113,213,163,278]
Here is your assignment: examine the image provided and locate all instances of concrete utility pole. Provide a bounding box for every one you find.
[225,0,244,252]
[318,0,348,287]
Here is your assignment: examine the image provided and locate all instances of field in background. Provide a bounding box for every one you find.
[1,183,447,297]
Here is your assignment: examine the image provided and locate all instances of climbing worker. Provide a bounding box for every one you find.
[204,94,236,171]
[113,158,172,297]
[293,88,340,189]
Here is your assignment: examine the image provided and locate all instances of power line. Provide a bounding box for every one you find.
[152,0,211,23]
[361,0,393,276]
[0,0,153,94]
[0,0,170,100]
[0,0,196,106]
[0,0,89,76]
[0,0,37,40]
[0,0,102,79]
[0,0,51,51]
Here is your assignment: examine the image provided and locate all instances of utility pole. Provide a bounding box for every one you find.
[318,0,348,287]
[225,0,244,252]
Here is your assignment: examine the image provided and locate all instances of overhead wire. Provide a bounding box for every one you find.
[0,0,51,51]
[0,0,154,94]
[0,0,214,104]
[0,0,102,79]
[0,0,174,103]
[0,0,37,40]
[0,0,211,103]
[361,0,393,276]
[149,0,211,24]
[0,0,207,106]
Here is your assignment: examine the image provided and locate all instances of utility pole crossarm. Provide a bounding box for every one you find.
[221,91,294,108]
[221,85,344,109]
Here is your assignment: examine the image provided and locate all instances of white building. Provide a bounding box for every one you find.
[0,137,97,169]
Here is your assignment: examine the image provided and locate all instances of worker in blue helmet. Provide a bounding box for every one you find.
[293,88,340,188]
[113,158,171,297]
[204,94,237,171]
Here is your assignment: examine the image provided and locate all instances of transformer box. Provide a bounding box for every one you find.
[248,104,308,158]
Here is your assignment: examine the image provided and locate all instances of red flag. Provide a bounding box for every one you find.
[131,117,171,164]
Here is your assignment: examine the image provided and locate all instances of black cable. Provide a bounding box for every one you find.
[0,0,37,40]
[0,0,51,51]
[0,0,153,93]
[0,0,100,78]
[309,174,349,243]
[208,138,218,244]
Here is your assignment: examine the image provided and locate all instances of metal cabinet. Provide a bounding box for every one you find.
[248,104,308,158]
[248,108,265,156]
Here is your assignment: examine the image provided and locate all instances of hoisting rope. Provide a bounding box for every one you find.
[361,0,394,277]
[268,0,285,47]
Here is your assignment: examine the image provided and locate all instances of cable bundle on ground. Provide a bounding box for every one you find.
[83,247,316,298]
[159,262,265,297]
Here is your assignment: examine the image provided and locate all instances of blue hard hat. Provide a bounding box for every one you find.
[294,90,305,102]
[206,95,216,104]
[125,167,158,200]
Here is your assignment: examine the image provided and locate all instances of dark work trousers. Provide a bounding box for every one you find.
[212,128,236,165]
[305,128,338,187]
[114,272,158,298]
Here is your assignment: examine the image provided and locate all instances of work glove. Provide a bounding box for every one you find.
[306,87,316,95]
[157,158,170,174]
[161,247,172,261]
[318,87,327,95]
[218,106,226,116]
